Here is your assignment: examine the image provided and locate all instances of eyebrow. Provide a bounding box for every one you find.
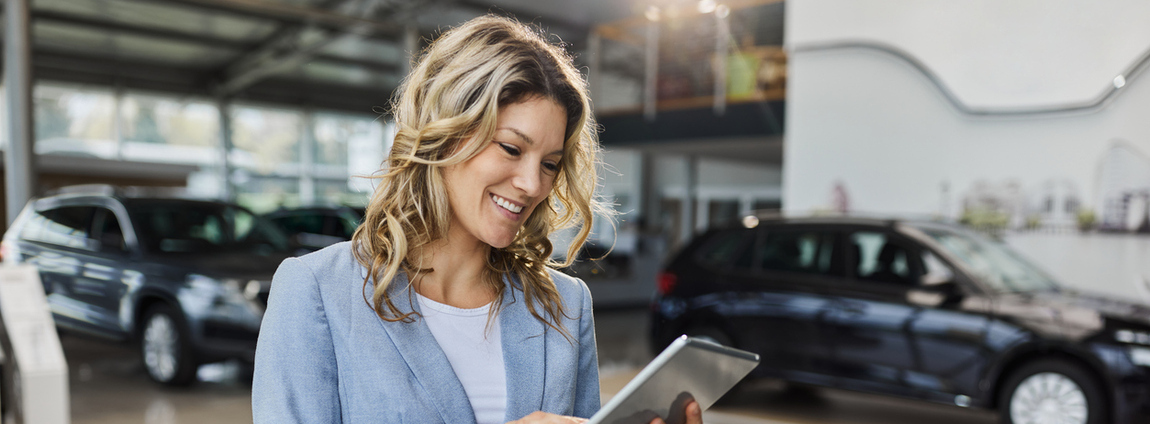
[499,127,564,156]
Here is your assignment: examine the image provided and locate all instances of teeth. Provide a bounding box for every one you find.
[492,195,523,213]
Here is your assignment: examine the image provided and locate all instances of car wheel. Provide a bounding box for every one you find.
[999,359,1106,424]
[140,304,197,386]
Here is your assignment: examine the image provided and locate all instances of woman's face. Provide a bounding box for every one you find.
[442,96,567,249]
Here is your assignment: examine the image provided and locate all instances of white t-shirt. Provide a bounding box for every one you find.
[417,293,507,424]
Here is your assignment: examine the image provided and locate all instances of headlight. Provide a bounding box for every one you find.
[1129,347,1150,367]
[188,275,244,301]
[184,274,262,321]
[1115,329,1150,346]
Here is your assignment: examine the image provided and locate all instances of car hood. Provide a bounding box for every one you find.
[993,288,1150,340]
[152,252,289,281]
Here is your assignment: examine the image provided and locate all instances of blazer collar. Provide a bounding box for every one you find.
[500,273,547,421]
[371,272,478,424]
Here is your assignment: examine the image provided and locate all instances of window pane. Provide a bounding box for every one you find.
[758,230,833,275]
[313,113,379,167]
[235,176,300,214]
[696,229,753,268]
[231,106,301,173]
[34,84,115,158]
[23,206,96,249]
[120,93,220,166]
[316,179,368,208]
[851,232,916,285]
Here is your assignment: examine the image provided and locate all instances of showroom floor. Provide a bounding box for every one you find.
[62,308,996,424]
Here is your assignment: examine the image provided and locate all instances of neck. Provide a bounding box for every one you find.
[413,226,496,309]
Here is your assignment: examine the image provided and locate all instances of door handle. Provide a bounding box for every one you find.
[841,304,865,315]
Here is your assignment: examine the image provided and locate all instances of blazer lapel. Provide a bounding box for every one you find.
[501,275,547,421]
[369,273,477,424]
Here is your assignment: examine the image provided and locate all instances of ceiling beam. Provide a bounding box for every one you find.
[131,0,402,38]
[21,48,394,114]
[213,0,392,97]
[31,10,398,77]
[33,10,257,51]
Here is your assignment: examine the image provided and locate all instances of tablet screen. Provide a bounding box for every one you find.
[589,336,760,424]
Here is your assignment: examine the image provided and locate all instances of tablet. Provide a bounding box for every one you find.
[588,335,760,424]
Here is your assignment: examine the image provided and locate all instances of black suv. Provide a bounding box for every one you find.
[1,186,292,385]
[651,215,1150,424]
[262,206,364,252]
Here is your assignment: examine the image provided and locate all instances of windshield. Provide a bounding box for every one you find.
[915,226,1059,293]
[128,200,291,255]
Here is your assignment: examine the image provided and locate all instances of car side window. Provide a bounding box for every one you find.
[92,208,128,253]
[21,206,97,249]
[757,230,835,275]
[851,231,922,286]
[695,229,755,269]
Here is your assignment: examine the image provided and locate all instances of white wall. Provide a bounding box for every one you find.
[784,0,1150,220]
[785,0,1150,296]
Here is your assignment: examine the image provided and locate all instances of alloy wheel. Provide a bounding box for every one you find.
[1009,372,1089,424]
[142,312,180,383]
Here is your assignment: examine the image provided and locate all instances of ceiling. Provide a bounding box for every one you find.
[14,0,638,115]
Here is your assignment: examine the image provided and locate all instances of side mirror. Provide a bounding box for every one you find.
[921,271,954,287]
[908,274,962,306]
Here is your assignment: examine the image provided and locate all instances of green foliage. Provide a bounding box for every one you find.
[1076,209,1096,232]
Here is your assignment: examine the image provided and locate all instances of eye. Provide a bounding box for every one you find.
[542,161,560,173]
[498,143,521,156]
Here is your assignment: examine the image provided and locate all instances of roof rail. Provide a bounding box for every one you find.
[45,184,118,197]
[42,184,192,199]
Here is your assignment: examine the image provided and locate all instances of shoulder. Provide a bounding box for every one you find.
[546,268,592,312]
[283,241,364,282]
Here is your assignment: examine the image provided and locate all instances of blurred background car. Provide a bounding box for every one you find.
[261,205,364,252]
[650,214,1150,424]
[0,185,293,386]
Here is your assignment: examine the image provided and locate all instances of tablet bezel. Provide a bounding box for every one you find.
[588,335,760,424]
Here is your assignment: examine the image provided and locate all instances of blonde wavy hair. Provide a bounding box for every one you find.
[351,15,606,337]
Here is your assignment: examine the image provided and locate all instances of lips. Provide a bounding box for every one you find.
[491,194,524,214]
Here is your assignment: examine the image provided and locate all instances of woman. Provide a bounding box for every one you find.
[252,15,702,424]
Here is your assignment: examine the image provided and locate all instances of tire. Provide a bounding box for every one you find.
[998,358,1107,424]
[139,304,197,386]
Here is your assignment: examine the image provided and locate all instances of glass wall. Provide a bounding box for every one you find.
[120,93,219,166]
[34,84,116,157]
[24,82,390,213]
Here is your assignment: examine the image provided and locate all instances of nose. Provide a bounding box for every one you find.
[511,161,546,198]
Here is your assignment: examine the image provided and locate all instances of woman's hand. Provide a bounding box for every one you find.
[507,411,588,424]
[648,399,703,424]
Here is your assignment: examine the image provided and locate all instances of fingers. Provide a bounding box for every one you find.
[685,400,703,424]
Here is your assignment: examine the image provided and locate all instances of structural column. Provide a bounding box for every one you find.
[684,155,698,238]
[217,98,236,201]
[643,13,659,122]
[299,111,316,206]
[713,5,730,116]
[5,0,36,226]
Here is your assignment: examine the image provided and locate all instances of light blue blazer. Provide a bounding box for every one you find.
[252,242,601,423]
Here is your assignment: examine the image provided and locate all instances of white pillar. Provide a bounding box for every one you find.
[5,0,35,226]
[644,18,659,122]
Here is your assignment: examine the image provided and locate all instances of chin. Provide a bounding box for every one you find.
[483,234,516,249]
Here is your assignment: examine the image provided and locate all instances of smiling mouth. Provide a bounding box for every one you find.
[491,194,524,214]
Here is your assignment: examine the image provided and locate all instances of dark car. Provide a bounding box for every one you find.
[0,185,292,385]
[262,206,363,252]
[650,215,1150,424]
